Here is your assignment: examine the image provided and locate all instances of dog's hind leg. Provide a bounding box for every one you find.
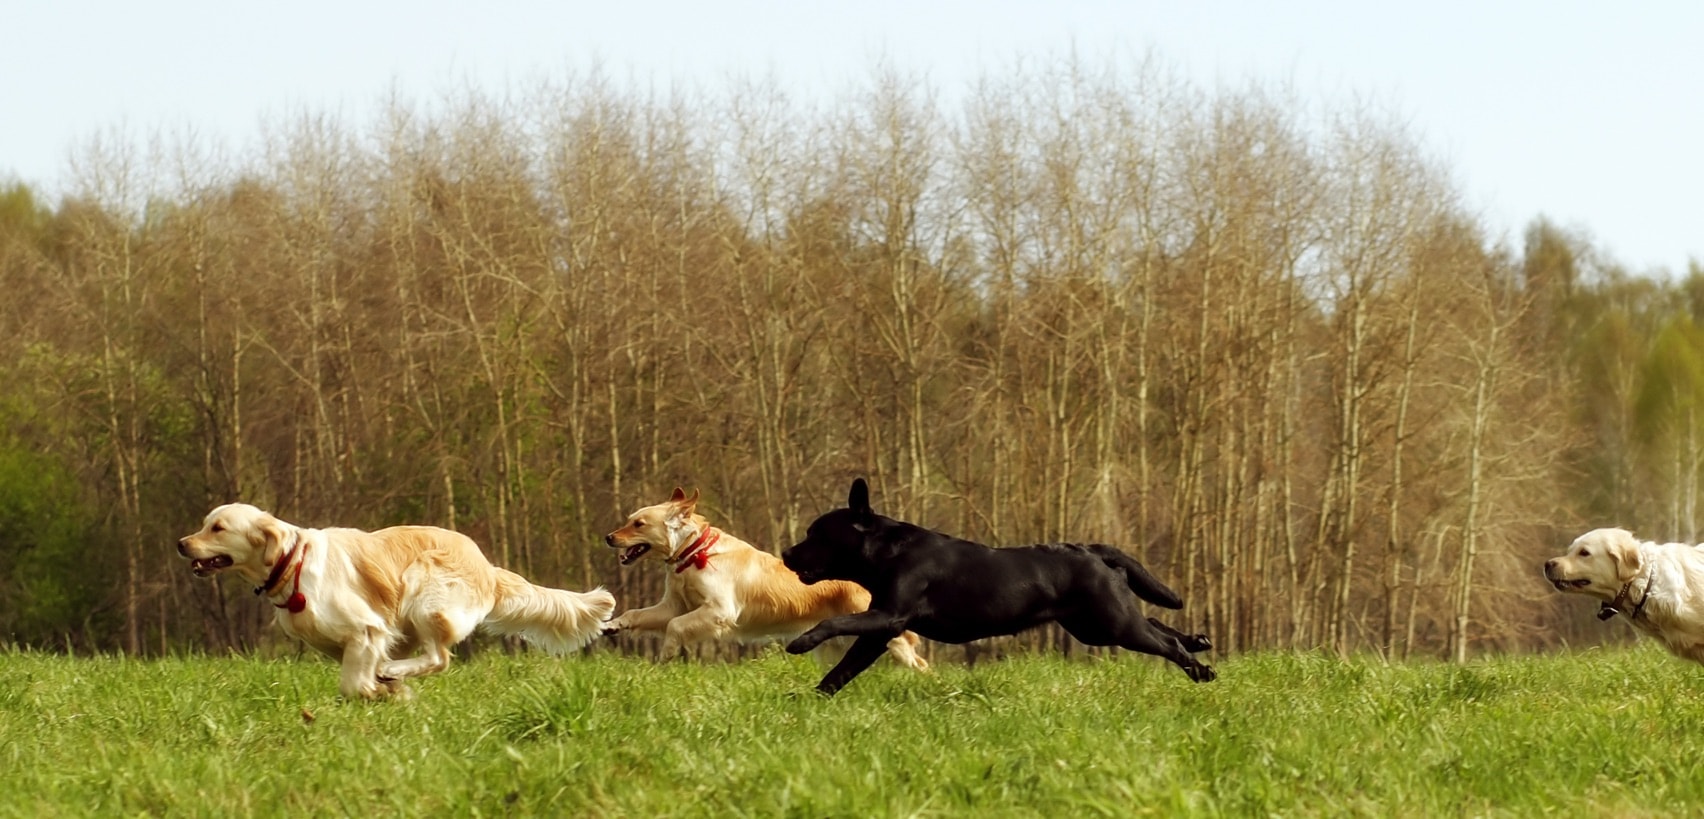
[814,634,893,696]
[378,607,480,682]
[377,576,486,683]
[885,631,930,671]
[660,608,734,659]
[1145,616,1212,654]
[1063,612,1216,683]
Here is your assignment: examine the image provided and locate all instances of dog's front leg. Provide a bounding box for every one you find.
[604,601,682,636]
[786,611,902,655]
[814,634,891,696]
[338,628,393,700]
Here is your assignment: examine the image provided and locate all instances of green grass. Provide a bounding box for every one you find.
[2,643,1702,817]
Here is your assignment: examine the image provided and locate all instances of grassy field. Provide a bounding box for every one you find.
[2,643,1702,817]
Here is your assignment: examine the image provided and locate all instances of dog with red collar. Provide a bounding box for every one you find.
[603,487,928,672]
[179,503,615,700]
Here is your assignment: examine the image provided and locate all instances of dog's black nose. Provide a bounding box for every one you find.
[604,533,615,547]
[176,539,190,556]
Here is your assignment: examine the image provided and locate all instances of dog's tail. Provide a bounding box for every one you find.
[485,569,617,653]
[1090,545,1183,609]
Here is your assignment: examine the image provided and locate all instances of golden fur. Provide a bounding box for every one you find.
[178,503,615,700]
[1545,527,1704,664]
[604,488,927,670]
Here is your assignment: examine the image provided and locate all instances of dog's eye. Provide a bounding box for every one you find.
[211,523,224,533]
[1579,550,1590,557]
[633,520,644,528]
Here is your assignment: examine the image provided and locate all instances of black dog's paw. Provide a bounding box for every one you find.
[1187,664,1217,683]
[784,635,817,655]
[1182,633,1213,653]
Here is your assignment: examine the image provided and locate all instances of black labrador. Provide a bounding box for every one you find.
[782,478,1216,695]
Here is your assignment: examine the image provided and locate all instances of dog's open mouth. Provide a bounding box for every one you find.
[618,543,651,565]
[190,555,233,577]
[1552,578,1591,591]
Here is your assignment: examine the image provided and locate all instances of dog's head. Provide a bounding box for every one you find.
[783,478,891,585]
[1543,527,1644,599]
[177,503,295,583]
[605,488,706,566]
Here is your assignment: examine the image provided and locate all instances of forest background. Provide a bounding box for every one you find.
[1,60,1697,664]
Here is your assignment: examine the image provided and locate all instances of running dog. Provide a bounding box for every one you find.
[782,478,1215,695]
[178,503,615,700]
[603,488,928,671]
[1545,527,1704,664]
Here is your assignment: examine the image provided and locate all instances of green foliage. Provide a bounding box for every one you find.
[4,647,1704,816]
[1635,315,1704,444]
[0,447,97,641]
[1561,260,1704,529]
[0,182,50,237]
[0,388,110,647]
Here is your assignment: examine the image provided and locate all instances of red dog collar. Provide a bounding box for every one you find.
[255,537,310,613]
[673,527,720,573]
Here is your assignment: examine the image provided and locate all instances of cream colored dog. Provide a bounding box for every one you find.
[603,488,928,671]
[178,503,616,700]
[1544,527,1704,664]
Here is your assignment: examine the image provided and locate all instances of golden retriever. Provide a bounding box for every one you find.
[178,503,615,699]
[1545,527,1704,663]
[603,488,928,671]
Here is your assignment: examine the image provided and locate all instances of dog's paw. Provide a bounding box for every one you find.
[1187,663,1217,683]
[784,635,817,655]
[1182,633,1213,653]
[600,625,621,638]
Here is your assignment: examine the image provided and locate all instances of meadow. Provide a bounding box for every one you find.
[2,643,1700,817]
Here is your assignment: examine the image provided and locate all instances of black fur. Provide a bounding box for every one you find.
[782,478,1216,695]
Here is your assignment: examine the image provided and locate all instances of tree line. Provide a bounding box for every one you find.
[0,59,1697,661]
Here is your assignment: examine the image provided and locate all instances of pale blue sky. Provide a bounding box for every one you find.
[4,0,1699,274]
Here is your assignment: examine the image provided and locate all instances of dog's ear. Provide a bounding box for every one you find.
[674,488,700,516]
[1610,529,1644,583]
[254,513,292,563]
[848,478,871,517]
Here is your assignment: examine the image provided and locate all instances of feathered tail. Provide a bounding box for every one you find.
[485,569,616,653]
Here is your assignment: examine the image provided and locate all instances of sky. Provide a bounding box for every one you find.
[3,0,1699,275]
